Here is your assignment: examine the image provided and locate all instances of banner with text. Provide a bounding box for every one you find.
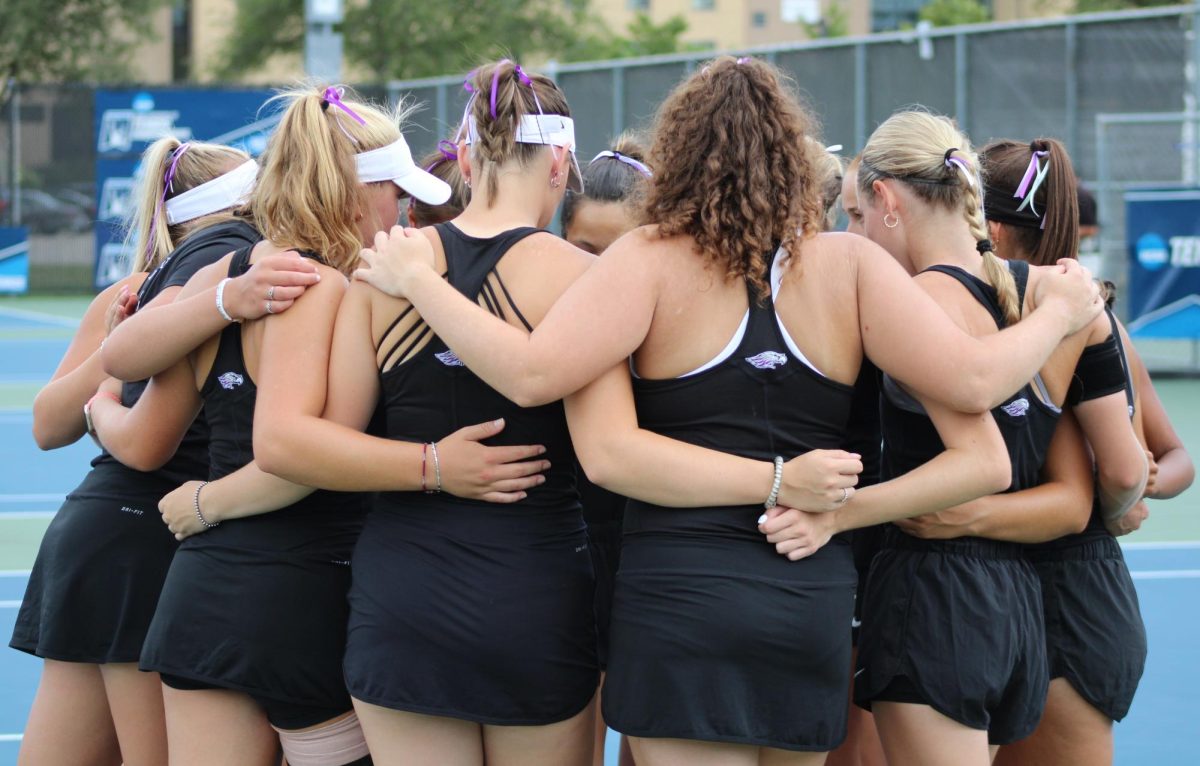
[1126,190,1200,340]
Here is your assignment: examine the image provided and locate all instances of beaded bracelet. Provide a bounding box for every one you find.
[193,481,220,529]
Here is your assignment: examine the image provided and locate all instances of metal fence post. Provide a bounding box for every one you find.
[954,33,968,133]
[854,43,868,150]
[1065,19,1078,156]
[612,65,625,139]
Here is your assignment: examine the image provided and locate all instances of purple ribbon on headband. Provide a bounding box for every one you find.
[146,142,191,257]
[322,86,366,126]
[424,139,459,173]
[736,56,752,65]
[1014,150,1049,200]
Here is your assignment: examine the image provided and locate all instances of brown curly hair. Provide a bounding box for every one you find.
[642,56,825,300]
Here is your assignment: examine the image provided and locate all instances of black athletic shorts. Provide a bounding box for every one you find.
[855,532,1048,745]
[1027,534,1147,721]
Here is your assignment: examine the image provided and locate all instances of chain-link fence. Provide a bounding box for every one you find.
[2,6,1198,293]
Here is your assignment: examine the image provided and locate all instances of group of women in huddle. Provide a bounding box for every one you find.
[14,55,1193,766]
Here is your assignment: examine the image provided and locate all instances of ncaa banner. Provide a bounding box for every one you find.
[0,227,30,294]
[93,88,276,289]
[1126,190,1200,340]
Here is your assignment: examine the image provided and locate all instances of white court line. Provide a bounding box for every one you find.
[0,495,64,504]
[0,512,56,520]
[0,600,21,608]
[0,570,32,577]
[1122,541,1200,551]
[1130,569,1200,580]
[0,306,80,328]
[0,733,22,742]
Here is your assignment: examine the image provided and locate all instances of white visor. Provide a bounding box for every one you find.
[464,114,583,192]
[356,139,452,205]
[165,160,257,225]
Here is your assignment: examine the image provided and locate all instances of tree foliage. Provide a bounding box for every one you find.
[918,0,991,27]
[800,0,850,39]
[1072,0,1175,11]
[215,0,694,82]
[0,0,168,103]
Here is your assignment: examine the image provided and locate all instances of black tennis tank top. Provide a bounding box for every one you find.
[375,223,579,513]
[189,246,366,552]
[626,253,855,546]
[881,261,1061,517]
[92,220,262,485]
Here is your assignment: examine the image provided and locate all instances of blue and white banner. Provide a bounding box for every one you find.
[1126,190,1200,339]
[0,227,30,294]
[93,88,276,289]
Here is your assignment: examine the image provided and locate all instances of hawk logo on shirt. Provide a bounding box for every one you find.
[435,349,465,367]
[745,351,788,370]
[1001,398,1030,418]
[217,372,245,390]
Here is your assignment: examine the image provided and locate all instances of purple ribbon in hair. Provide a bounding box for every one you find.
[736,56,752,65]
[490,60,511,119]
[146,142,192,257]
[943,149,976,188]
[424,139,459,172]
[322,86,366,126]
[1014,150,1050,227]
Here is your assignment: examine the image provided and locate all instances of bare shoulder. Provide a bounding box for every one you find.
[506,231,596,284]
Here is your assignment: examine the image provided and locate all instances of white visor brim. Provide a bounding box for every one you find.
[356,139,452,206]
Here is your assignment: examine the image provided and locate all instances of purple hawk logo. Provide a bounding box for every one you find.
[745,351,788,370]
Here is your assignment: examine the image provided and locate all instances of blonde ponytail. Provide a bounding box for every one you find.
[253,85,408,275]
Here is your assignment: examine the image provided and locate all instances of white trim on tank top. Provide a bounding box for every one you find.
[630,248,828,380]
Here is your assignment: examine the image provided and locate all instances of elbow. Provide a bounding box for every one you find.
[981,455,1013,496]
[31,398,74,451]
[509,375,559,409]
[955,371,1000,414]
[253,430,299,483]
[1099,460,1148,500]
[120,445,172,473]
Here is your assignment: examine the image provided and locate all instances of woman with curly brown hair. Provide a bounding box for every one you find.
[356,57,1103,763]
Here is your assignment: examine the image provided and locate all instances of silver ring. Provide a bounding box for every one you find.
[838,487,850,505]
[265,300,274,315]
[266,285,275,301]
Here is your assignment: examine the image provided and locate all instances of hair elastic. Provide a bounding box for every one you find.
[943,148,976,187]
[590,150,652,178]
[976,239,994,254]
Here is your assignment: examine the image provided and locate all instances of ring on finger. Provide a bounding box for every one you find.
[265,300,274,315]
[838,486,850,505]
[267,285,275,301]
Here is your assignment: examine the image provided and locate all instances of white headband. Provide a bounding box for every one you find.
[165,160,257,225]
[355,139,452,205]
[464,114,576,149]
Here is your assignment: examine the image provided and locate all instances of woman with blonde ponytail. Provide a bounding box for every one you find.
[86,84,553,766]
[848,110,1146,766]
[11,137,276,766]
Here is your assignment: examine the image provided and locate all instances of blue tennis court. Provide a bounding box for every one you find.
[1,300,1198,765]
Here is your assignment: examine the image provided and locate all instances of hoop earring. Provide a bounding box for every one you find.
[883,213,899,229]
